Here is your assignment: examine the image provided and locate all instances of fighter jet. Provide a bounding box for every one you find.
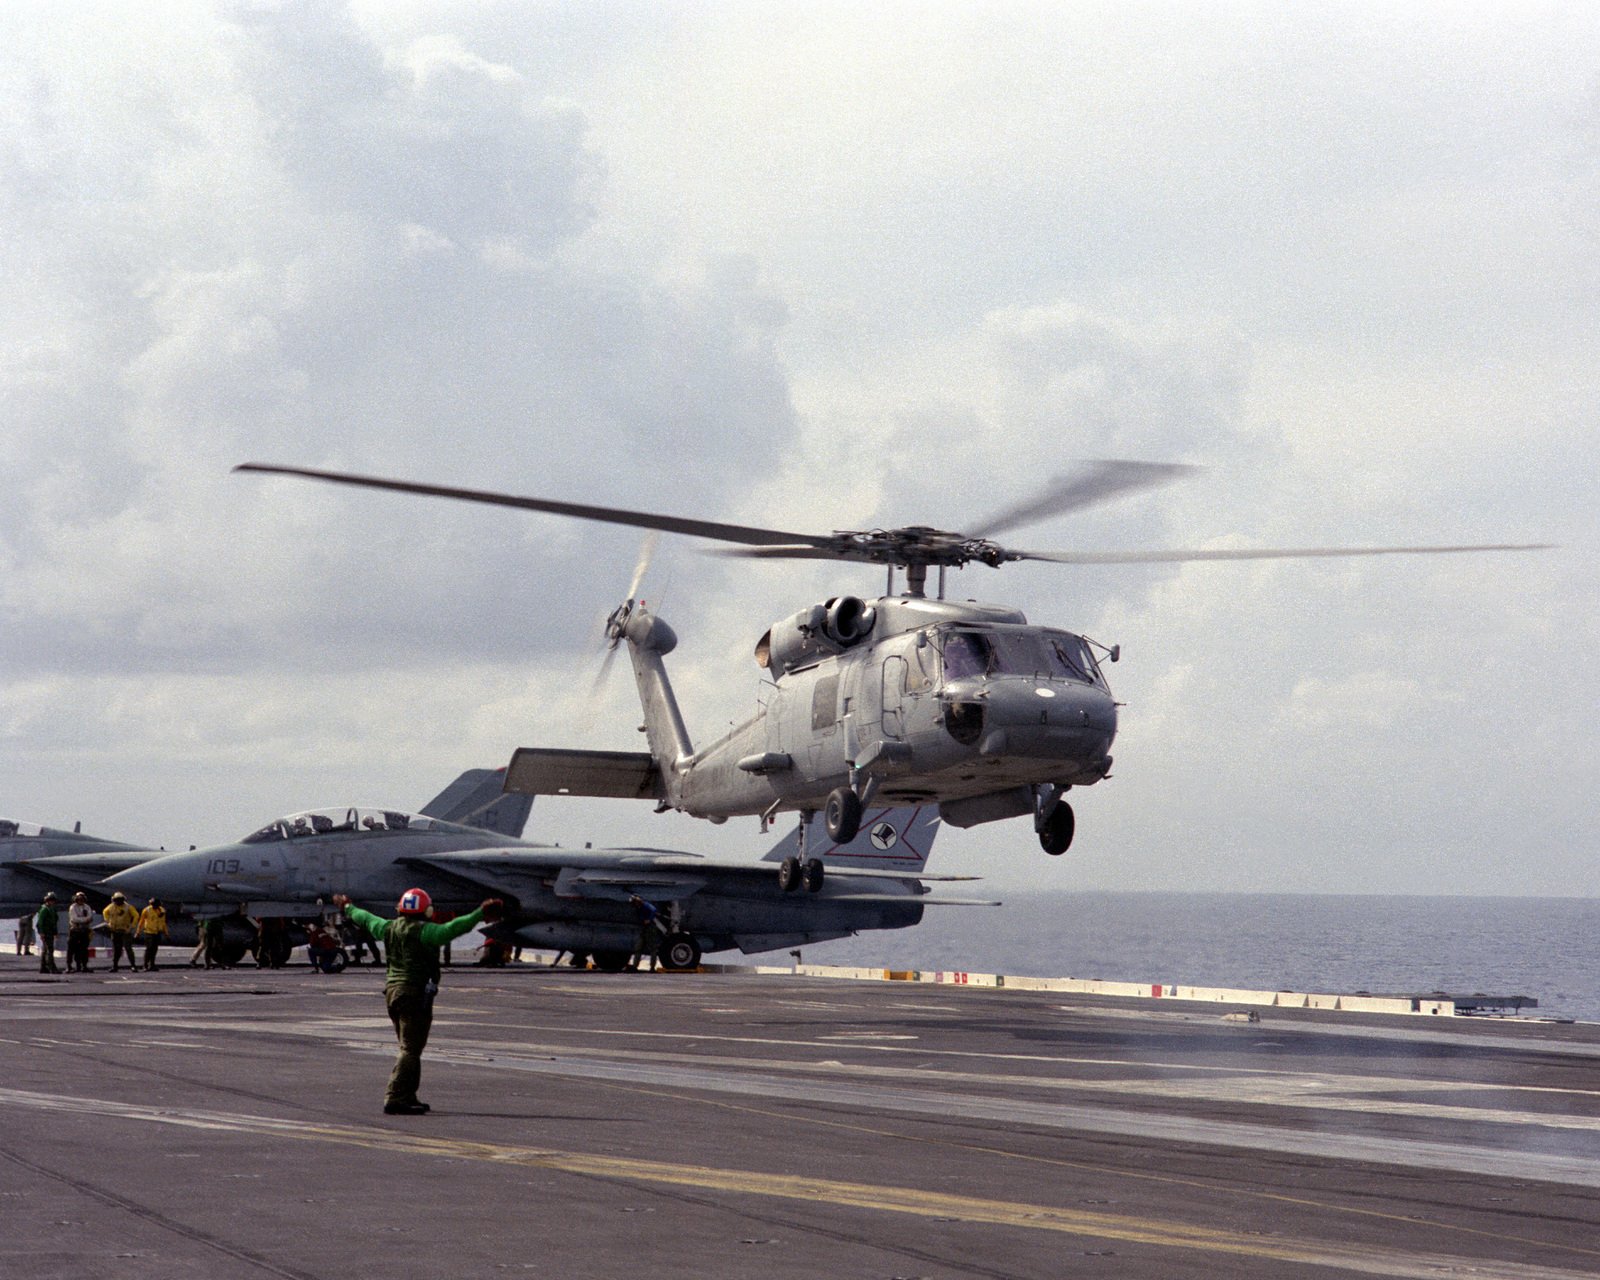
[106,805,992,971]
[0,820,157,918]
[3,768,530,926]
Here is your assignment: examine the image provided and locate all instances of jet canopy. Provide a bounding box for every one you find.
[241,808,446,844]
[0,820,47,839]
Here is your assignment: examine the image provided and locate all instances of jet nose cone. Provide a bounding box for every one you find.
[104,856,185,901]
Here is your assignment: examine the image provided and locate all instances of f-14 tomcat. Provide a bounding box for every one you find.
[237,459,1548,857]
[107,803,981,972]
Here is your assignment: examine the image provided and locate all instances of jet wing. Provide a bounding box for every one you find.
[504,748,664,801]
[400,851,710,903]
[404,846,983,905]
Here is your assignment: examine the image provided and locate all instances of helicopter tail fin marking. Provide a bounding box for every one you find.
[760,805,940,873]
[504,748,665,802]
[419,767,534,838]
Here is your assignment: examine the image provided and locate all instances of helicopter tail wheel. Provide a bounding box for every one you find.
[801,857,825,893]
[824,787,863,843]
[777,856,803,892]
[660,932,702,971]
[1039,800,1075,855]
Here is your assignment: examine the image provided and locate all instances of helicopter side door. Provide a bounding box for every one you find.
[881,656,906,740]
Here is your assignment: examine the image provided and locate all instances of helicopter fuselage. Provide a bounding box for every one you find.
[626,595,1117,832]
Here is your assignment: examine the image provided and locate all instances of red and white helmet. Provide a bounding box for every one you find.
[396,887,432,917]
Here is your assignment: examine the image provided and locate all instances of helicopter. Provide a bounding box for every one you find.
[236,460,1548,860]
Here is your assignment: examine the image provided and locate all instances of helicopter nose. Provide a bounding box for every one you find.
[976,680,1117,771]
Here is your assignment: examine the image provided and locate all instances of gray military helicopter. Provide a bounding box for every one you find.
[237,460,1547,857]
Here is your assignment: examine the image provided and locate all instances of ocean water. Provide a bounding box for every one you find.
[800,892,1600,1023]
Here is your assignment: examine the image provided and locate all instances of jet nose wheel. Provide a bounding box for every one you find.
[825,787,863,843]
[660,932,702,971]
[1040,800,1075,855]
[777,857,802,892]
[801,858,825,893]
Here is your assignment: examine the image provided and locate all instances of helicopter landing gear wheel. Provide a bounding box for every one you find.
[825,787,862,843]
[660,932,702,971]
[1039,800,1075,855]
[777,856,802,892]
[801,858,825,893]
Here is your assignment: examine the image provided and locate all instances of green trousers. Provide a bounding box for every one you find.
[384,983,435,1105]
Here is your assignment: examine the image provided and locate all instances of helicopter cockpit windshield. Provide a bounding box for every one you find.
[937,627,1106,687]
[240,808,437,844]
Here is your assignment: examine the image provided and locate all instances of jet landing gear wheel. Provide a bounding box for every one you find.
[801,858,825,893]
[1039,800,1075,855]
[660,932,702,971]
[778,856,802,892]
[825,787,862,843]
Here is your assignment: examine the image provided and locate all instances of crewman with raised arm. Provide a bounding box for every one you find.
[333,889,503,1116]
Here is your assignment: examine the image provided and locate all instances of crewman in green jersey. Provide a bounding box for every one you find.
[333,888,503,1115]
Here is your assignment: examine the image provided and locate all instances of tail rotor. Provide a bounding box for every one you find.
[590,532,658,699]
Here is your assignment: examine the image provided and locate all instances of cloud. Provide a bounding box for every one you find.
[1,3,799,683]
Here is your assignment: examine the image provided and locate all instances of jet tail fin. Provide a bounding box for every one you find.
[419,768,533,838]
[760,806,940,873]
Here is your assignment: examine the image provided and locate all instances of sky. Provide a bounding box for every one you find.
[3,1,1596,896]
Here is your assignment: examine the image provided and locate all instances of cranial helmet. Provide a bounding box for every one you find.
[397,887,432,917]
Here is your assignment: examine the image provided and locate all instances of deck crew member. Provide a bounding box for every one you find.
[333,890,503,1116]
[35,893,61,974]
[66,892,94,972]
[135,898,168,971]
[103,891,139,971]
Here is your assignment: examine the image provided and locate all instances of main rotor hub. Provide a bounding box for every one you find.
[824,527,1008,569]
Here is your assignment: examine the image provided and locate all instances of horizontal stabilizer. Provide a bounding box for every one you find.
[504,748,664,801]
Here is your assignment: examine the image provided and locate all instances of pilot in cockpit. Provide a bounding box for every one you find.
[941,631,993,680]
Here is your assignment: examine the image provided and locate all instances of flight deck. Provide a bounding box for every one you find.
[2,954,1598,1279]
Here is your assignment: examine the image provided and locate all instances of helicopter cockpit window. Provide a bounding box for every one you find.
[1041,632,1102,685]
[941,631,993,680]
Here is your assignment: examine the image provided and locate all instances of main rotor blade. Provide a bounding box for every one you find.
[1008,542,1554,565]
[235,463,826,549]
[704,545,852,561]
[968,460,1199,539]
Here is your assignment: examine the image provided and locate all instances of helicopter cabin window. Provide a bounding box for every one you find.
[941,631,993,680]
[811,673,841,731]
